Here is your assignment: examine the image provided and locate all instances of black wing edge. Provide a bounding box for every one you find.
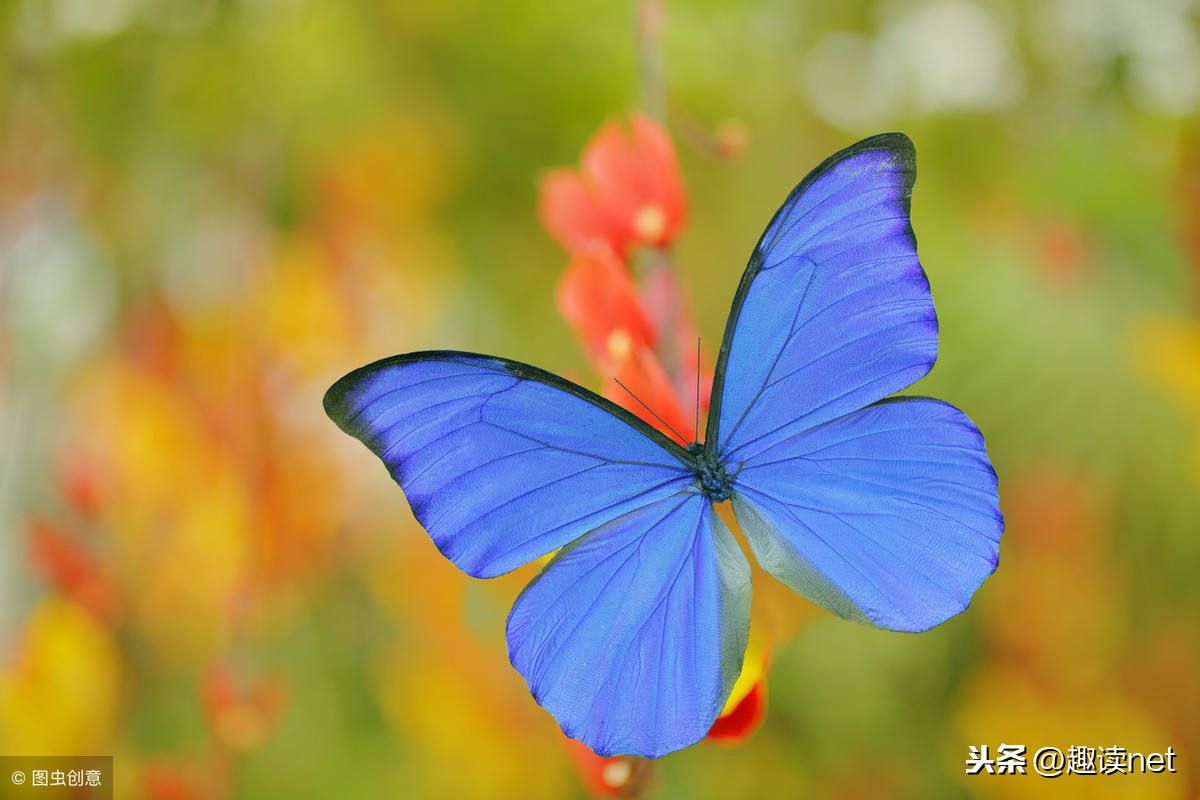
[323,349,695,467]
[702,132,920,452]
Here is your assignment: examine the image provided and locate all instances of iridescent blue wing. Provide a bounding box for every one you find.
[706,134,1002,631]
[324,351,692,578]
[507,493,750,757]
[731,398,1001,632]
[707,133,936,461]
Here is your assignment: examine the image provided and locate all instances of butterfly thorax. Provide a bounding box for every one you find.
[685,442,734,503]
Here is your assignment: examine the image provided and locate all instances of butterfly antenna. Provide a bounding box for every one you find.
[613,378,689,446]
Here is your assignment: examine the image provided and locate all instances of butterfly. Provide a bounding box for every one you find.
[324,132,1003,758]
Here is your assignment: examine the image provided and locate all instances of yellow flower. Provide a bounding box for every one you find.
[0,597,120,755]
[68,361,250,659]
[251,233,350,378]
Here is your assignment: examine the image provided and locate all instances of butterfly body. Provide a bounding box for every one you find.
[686,444,735,501]
[325,133,1003,758]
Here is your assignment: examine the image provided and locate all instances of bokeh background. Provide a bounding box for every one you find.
[2,0,1200,797]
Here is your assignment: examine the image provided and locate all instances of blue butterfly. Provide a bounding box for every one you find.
[324,133,1003,758]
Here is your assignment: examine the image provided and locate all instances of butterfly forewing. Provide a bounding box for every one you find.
[325,352,694,578]
[708,133,936,462]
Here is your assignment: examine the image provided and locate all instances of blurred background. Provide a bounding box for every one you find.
[2,0,1199,797]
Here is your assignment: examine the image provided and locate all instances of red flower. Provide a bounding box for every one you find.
[705,627,769,746]
[141,757,228,800]
[705,681,766,744]
[142,762,207,800]
[563,738,655,797]
[26,519,114,621]
[201,665,288,754]
[539,113,687,256]
[543,109,774,777]
[57,456,106,521]
[605,341,696,445]
[557,243,656,371]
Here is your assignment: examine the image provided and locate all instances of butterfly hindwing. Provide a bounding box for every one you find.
[730,398,1002,631]
[709,133,937,463]
[324,352,693,578]
[506,493,751,757]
